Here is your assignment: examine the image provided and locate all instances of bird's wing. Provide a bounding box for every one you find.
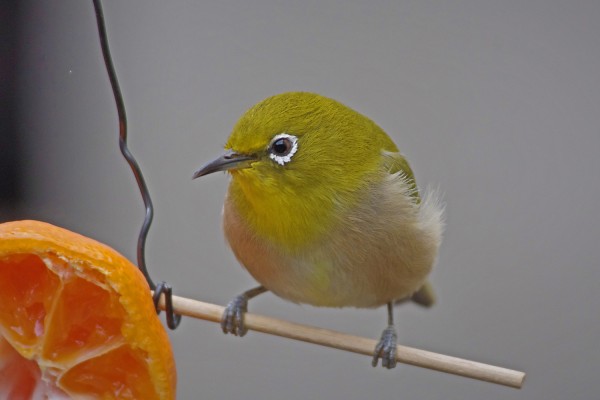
[381,150,420,202]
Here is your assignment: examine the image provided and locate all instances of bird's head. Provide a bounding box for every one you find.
[194,92,398,248]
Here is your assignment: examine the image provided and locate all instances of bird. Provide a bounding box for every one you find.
[193,92,444,368]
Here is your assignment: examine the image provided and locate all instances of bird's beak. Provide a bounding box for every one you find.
[193,149,257,179]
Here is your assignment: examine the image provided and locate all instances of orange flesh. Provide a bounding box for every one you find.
[0,252,163,399]
[1,337,47,399]
[0,254,58,351]
[60,344,158,399]
[42,254,124,364]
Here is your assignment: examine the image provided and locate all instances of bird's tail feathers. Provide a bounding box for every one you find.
[410,280,436,308]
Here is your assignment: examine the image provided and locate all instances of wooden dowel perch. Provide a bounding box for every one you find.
[156,294,525,389]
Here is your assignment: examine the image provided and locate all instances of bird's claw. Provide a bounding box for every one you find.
[221,294,249,336]
[372,325,398,369]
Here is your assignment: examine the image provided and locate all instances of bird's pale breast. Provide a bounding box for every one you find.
[223,168,444,308]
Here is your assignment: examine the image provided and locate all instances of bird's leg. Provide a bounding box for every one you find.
[372,301,398,369]
[221,285,268,336]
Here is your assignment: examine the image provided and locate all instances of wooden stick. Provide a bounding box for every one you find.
[156,294,525,389]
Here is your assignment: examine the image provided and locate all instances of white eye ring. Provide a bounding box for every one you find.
[268,133,298,166]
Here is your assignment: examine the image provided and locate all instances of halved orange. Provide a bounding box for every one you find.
[0,220,176,399]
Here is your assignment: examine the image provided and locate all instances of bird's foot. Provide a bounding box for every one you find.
[372,325,398,369]
[221,294,249,336]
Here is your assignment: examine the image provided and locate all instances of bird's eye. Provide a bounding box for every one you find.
[268,133,298,166]
[272,138,292,155]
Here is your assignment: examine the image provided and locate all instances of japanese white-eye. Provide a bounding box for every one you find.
[194,92,444,368]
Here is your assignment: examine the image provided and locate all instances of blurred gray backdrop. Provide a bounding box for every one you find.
[5,1,600,399]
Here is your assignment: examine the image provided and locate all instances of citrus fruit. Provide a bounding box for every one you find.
[0,220,176,399]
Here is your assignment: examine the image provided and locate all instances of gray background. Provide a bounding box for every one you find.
[7,0,600,399]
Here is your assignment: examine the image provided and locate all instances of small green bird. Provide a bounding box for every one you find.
[194,92,444,368]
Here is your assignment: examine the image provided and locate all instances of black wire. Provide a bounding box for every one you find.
[92,0,181,329]
[91,0,154,289]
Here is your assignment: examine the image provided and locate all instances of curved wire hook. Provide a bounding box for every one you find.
[92,0,181,329]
